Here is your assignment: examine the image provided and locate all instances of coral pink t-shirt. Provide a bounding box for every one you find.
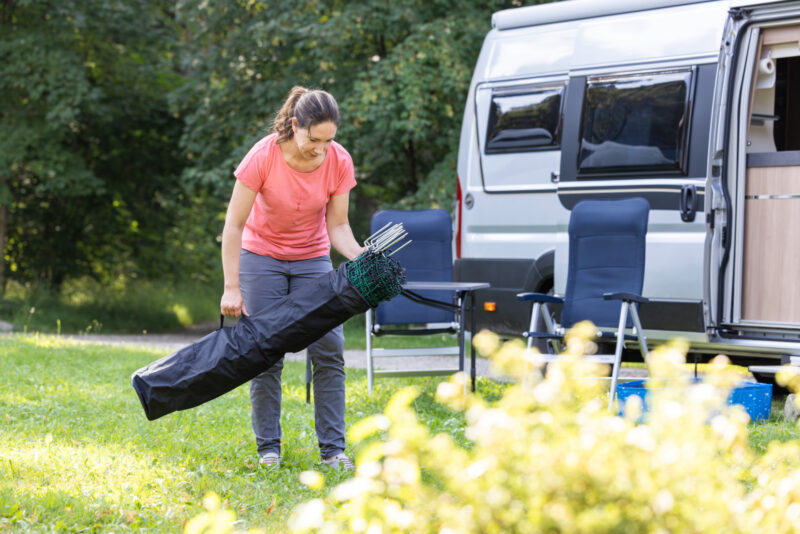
[234,133,356,261]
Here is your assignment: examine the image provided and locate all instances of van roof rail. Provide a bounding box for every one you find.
[492,0,715,31]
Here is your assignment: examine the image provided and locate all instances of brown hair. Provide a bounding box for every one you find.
[273,86,340,144]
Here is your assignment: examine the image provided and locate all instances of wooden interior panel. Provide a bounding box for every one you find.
[746,165,800,195]
[742,166,800,323]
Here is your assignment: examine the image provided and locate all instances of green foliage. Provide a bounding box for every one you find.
[288,325,800,533]
[1,277,220,334]
[173,0,538,237]
[0,0,205,288]
[338,7,485,211]
[2,0,547,303]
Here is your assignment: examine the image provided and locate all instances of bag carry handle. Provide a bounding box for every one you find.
[219,314,225,330]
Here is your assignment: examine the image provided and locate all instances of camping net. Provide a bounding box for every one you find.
[131,224,409,421]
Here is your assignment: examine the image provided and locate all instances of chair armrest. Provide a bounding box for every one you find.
[516,292,564,304]
[603,292,649,304]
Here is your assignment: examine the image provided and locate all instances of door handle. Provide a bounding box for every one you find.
[680,184,697,222]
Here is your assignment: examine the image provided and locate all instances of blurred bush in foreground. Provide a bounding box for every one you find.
[288,323,800,533]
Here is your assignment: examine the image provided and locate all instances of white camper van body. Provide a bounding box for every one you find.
[456,0,800,365]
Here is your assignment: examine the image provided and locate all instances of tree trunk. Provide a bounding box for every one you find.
[1,0,15,24]
[376,34,387,58]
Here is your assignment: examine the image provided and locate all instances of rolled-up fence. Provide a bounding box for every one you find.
[132,249,406,421]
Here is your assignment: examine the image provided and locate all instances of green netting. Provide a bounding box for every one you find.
[345,250,406,307]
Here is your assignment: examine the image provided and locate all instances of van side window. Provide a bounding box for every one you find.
[578,69,693,175]
[485,85,563,154]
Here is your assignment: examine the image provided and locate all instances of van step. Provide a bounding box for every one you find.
[749,365,791,375]
[749,356,800,376]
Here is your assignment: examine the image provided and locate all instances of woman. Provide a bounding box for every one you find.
[220,86,362,469]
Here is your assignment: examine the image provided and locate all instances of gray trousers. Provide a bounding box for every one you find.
[239,250,346,459]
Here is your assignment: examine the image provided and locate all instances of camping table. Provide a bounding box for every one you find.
[402,281,490,391]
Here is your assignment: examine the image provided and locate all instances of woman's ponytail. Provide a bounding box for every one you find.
[272,86,340,143]
[273,86,308,143]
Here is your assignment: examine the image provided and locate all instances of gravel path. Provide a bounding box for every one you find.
[7,324,649,380]
[35,327,499,376]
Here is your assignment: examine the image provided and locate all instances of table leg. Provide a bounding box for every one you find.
[470,291,477,392]
[458,291,465,373]
[458,291,466,393]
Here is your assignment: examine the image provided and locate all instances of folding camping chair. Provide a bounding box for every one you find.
[517,197,651,409]
[365,209,463,394]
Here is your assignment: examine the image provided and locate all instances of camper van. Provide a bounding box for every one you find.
[455,0,800,369]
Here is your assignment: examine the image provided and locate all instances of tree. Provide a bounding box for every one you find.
[1,0,544,291]
[173,0,535,239]
[0,0,193,289]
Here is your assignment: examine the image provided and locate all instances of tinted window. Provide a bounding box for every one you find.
[579,70,692,174]
[485,85,563,154]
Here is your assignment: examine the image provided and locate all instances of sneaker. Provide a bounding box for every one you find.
[322,453,354,470]
[258,452,281,467]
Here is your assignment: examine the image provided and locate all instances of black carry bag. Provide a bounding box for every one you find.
[132,250,406,421]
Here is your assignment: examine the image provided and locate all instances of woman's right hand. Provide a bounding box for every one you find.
[220,287,248,317]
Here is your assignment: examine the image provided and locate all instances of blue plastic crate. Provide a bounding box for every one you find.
[616,379,773,421]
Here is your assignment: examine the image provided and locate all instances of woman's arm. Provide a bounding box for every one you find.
[326,192,364,261]
[220,180,258,317]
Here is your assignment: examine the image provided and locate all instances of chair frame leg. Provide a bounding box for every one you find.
[525,302,542,351]
[540,304,560,354]
[629,304,649,363]
[525,302,559,354]
[609,301,630,411]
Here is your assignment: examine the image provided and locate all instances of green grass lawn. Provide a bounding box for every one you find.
[1,335,798,532]
[0,335,495,532]
[748,396,800,452]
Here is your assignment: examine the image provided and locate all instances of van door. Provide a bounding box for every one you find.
[709,2,800,340]
[555,64,716,339]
